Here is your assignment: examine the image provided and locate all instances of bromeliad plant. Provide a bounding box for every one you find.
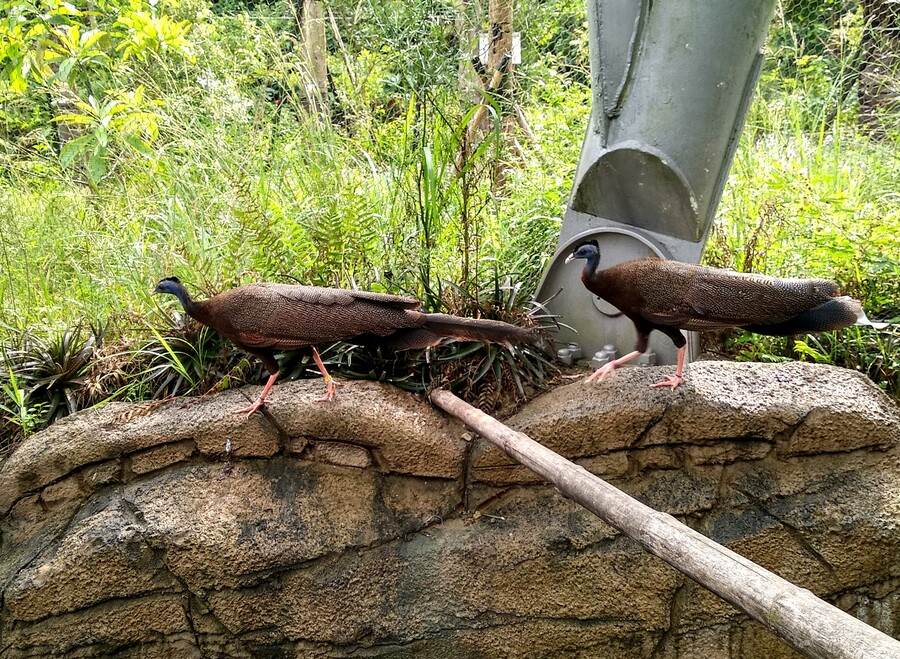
[2,323,102,422]
[0,323,101,460]
[0,367,47,438]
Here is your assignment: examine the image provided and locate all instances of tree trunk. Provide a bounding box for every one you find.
[50,82,81,149]
[487,0,513,81]
[858,0,900,137]
[455,0,483,101]
[301,0,330,115]
[487,0,515,188]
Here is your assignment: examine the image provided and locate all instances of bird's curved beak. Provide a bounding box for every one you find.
[564,253,576,265]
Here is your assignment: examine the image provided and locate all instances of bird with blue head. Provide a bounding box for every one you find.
[153,276,533,416]
[153,277,190,306]
[564,239,877,389]
[564,240,601,269]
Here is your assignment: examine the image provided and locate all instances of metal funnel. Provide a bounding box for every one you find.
[537,0,777,365]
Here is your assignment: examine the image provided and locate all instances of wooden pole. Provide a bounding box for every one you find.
[301,0,329,115]
[429,388,900,659]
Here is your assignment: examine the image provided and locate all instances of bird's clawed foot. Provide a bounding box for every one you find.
[235,398,267,417]
[650,373,684,390]
[316,376,336,403]
[585,362,616,384]
[235,371,279,417]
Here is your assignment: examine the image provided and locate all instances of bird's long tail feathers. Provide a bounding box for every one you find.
[380,314,534,351]
[423,313,535,343]
[378,328,446,351]
[744,296,865,336]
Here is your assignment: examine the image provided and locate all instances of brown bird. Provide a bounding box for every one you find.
[565,240,881,389]
[153,277,533,415]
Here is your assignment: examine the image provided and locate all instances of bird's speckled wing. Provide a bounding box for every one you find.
[200,283,425,349]
[268,284,421,309]
[611,259,840,330]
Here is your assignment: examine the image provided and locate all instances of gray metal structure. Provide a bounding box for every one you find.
[537,0,777,364]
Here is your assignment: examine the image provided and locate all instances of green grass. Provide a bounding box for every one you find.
[0,2,588,329]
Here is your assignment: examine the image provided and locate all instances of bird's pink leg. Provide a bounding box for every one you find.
[651,346,686,389]
[585,350,642,384]
[311,347,336,402]
[236,371,280,417]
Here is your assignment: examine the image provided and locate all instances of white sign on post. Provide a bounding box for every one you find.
[478,32,521,66]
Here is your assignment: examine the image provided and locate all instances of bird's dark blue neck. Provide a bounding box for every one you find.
[171,286,200,318]
[581,253,601,280]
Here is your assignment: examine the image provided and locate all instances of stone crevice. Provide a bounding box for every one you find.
[471,486,516,513]
[236,389,291,451]
[774,408,813,444]
[459,432,476,511]
[302,612,653,655]
[1,489,88,595]
[7,588,179,628]
[473,436,783,483]
[2,454,123,518]
[735,487,837,576]
[650,577,691,657]
[118,494,244,654]
[197,500,467,598]
[632,399,673,449]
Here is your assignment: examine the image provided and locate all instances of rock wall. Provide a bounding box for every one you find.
[1,362,899,658]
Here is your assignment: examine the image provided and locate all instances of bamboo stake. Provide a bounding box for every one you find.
[301,0,329,114]
[429,388,900,659]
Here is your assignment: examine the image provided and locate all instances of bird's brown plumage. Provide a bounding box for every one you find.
[194,283,422,349]
[156,279,533,412]
[566,244,866,389]
[588,258,855,333]
[192,283,531,352]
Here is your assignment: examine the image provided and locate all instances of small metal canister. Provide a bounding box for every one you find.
[591,344,617,369]
[557,342,584,366]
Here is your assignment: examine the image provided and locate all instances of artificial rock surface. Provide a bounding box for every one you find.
[1,362,898,657]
